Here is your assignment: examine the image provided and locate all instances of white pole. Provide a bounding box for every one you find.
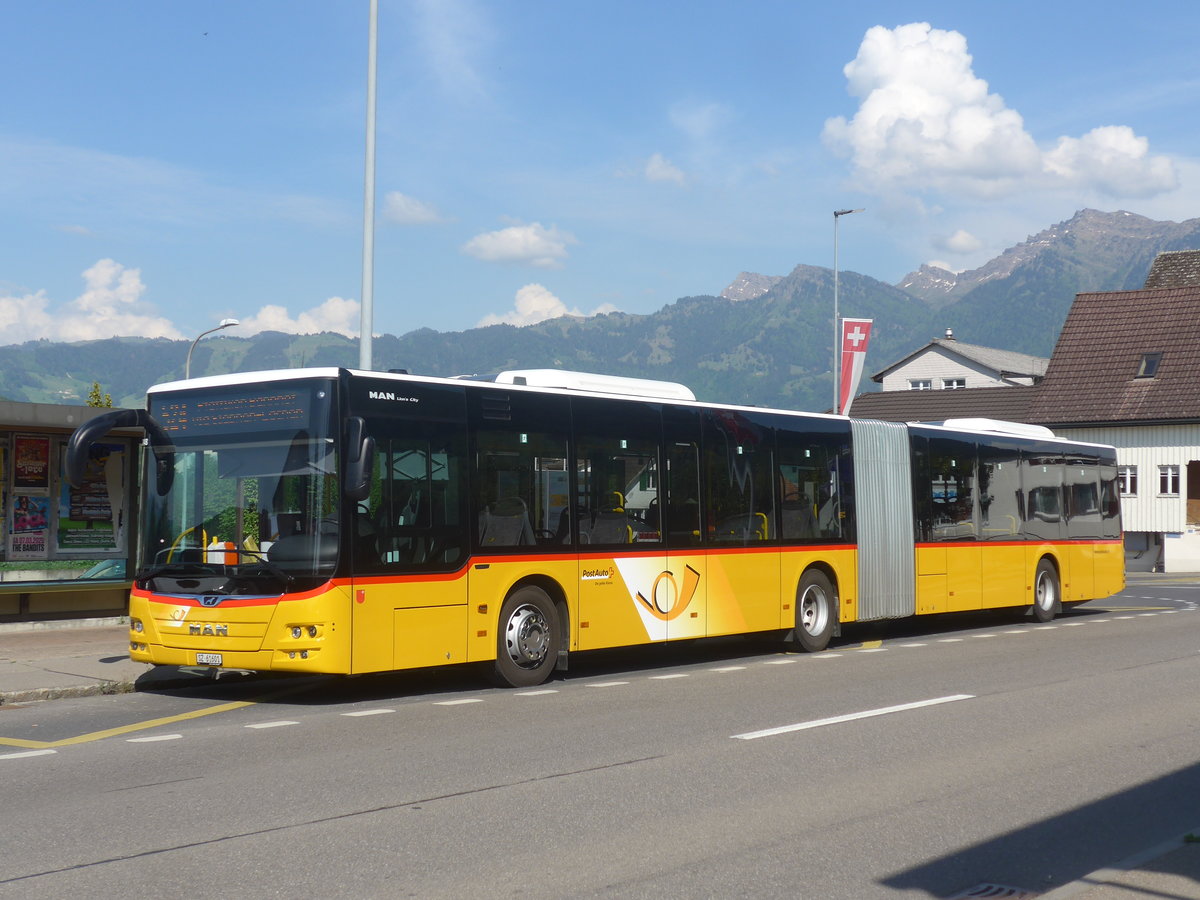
[359,0,378,370]
[832,208,863,414]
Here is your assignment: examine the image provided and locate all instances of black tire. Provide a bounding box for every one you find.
[794,569,836,652]
[491,586,560,688]
[1031,558,1060,623]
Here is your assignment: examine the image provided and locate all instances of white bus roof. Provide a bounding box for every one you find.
[470,369,696,401]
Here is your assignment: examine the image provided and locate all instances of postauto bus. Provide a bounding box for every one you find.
[67,367,1124,687]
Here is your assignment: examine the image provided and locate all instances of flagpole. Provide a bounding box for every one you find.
[359,0,378,370]
[832,208,863,413]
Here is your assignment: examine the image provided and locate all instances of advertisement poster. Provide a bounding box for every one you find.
[58,441,126,552]
[11,495,50,559]
[13,435,51,490]
[0,443,7,558]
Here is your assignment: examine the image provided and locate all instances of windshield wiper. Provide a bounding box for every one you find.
[136,561,222,582]
[217,548,296,590]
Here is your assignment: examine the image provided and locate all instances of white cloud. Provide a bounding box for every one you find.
[669,101,730,141]
[824,22,1176,199]
[935,229,983,254]
[645,153,686,185]
[239,296,361,338]
[461,222,578,268]
[382,191,447,224]
[0,259,183,346]
[1043,125,1178,197]
[410,0,491,103]
[477,283,618,328]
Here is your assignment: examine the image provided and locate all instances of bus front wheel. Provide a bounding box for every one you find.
[1031,559,1060,623]
[491,586,560,688]
[794,569,836,652]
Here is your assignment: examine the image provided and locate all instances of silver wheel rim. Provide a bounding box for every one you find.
[1036,570,1056,611]
[798,584,829,636]
[504,604,550,669]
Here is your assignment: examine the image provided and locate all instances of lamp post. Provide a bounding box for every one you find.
[359,0,378,371]
[185,318,239,379]
[832,208,864,414]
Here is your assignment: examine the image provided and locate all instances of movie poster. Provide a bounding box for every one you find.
[13,435,50,490]
[10,495,50,559]
[58,441,126,552]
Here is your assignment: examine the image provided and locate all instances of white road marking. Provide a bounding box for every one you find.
[732,694,976,741]
[712,666,747,672]
[127,734,183,743]
[342,708,396,717]
[433,699,482,706]
[585,681,630,688]
[515,689,558,696]
[650,673,689,679]
[0,749,57,760]
[763,658,798,665]
[246,720,300,729]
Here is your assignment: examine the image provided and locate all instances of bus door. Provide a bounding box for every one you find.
[662,434,705,641]
[350,426,470,673]
[574,399,667,650]
[700,410,780,636]
[923,435,981,612]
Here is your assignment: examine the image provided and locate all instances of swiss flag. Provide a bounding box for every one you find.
[838,318,873,416]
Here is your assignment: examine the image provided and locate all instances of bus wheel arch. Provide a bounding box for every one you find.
[489,578,567,688]
[793,565,838,652]
[1031,556,1061,623]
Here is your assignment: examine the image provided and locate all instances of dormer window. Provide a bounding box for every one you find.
[1135,352,1163,379]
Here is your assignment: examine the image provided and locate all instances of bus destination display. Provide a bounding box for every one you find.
[153,386,317,436]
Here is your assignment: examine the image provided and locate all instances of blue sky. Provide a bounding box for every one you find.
[2,1,1199,346]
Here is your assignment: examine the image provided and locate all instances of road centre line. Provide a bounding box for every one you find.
[0,699,256,750]
[515,689,558,696]
[246,720,300,729]
[432,699,482,706]
[126,734,182,743]
[650,673,689,679]
[731,694,976,741]
[342,708,396,716]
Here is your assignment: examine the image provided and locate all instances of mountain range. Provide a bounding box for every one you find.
[2,209,1198,413]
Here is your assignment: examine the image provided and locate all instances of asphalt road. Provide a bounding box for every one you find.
[2,584,1198,899]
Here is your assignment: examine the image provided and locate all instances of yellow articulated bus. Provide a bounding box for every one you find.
[67,367,1124,688]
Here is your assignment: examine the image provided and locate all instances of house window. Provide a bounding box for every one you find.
[909,379,932,391]
[1118,465,1137,497]
[1159,465,1180,496]
[942,378,966,390]
[1136,353,1163,379]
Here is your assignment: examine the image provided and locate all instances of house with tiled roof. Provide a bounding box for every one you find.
[870,331,1048,392]
[848,249,1200,572]
[1026,257,1200,572]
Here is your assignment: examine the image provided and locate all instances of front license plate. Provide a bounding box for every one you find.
[196,652,223,667]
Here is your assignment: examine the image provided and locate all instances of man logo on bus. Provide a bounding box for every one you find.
[636,565,700,622]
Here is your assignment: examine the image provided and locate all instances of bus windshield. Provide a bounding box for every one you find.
[139,379,338,594]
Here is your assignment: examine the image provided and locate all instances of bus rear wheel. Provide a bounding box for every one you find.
[491,586,560,688]
[1031,558,1060,623]
[794,569,836,652]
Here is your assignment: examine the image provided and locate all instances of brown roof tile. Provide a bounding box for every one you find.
[1143,250,1200,288]
[848,385,1037,423]
[1026,286,1200,425]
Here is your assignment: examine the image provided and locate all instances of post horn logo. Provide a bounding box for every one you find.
[636,565,700,622]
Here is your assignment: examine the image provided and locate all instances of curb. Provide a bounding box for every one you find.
[1039,828,1200,899]
[0,678,136,706]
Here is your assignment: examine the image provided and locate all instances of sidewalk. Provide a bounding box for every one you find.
[0,618,203,705]
[2,585,1200,897]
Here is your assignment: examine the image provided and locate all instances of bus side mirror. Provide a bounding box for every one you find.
[344,416,375,502]
[67,408,175,496]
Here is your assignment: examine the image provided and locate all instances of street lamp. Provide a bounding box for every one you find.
[185,318,239,379]
[832,208,864,414]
